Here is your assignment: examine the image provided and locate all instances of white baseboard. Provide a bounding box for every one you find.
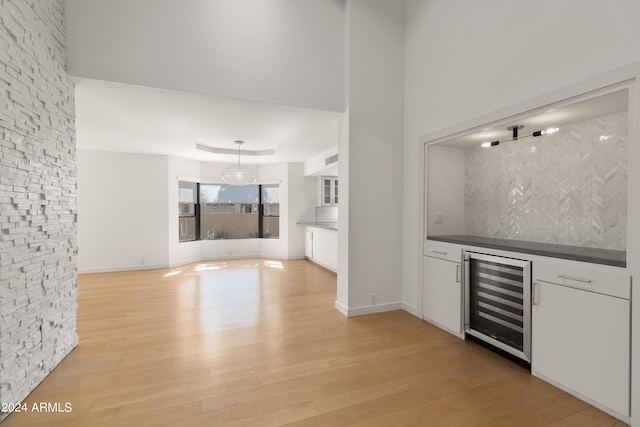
[200,253,260,261]
[257,253,288,260]
[286,255,307,260]
[79,254,308,275]
[335,300,349,316]
[334,301,403,317]
[308,258,337,273]
[78,264,169,274]
[402,302,420,318]
[169,257,202,268]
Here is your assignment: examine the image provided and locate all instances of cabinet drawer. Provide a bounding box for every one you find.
[424,240,463,263]
[533,257,630,300]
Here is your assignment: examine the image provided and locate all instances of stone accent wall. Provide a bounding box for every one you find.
[0,0,77,420]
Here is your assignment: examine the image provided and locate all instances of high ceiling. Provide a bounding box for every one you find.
[73,78,343,164]
[64,0,346,164]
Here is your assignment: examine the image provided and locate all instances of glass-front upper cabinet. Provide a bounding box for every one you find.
[322,176,338,205]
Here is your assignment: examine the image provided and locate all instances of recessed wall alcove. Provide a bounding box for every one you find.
[425,88,630,252]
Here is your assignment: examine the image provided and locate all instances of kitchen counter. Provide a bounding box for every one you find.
[427,235,626,268]
[298,222,338,231]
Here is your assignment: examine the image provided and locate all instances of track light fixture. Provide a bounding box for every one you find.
[532,127,559,137]
[480,125,559,148]
[508,125,523,141]
[481,141,500,148]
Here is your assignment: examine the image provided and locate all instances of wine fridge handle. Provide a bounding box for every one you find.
[463,254,470,331]
[532,282,540,305]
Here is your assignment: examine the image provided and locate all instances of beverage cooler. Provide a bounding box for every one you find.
[464,252,531,363]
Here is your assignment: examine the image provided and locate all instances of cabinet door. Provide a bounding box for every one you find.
[423,256,462,336]
[333,179,338,205]
[321,177,338,206]
[312,228,337,272]
[304,230,313,259]
[532,281,630,417]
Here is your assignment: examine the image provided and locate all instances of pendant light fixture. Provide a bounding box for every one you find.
[221,141,257,186]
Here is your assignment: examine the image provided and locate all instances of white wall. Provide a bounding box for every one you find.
[402,0,640,316]
[426,146,466,237]
[79,151,314,271]
[337,112,350,309]
[287,163,317,258]
[168,156,201,267]
[303,146,339,176]
[403,2,640,424]
[64,0,346,112]
[200,239,261,261]
[336,0,404,315]
[629,69,640,427]
[77,151,169,272]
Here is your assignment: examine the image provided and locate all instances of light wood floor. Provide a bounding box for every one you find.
[2,259,626,426]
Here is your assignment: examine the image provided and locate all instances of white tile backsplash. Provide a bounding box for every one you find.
[316,206,338,223]
[465,112,627,250]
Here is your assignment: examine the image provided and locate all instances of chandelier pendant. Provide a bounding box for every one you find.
[221,141,257,186]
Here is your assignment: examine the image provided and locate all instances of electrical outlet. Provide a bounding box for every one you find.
[435,212,445,224]
[371,294,377,305]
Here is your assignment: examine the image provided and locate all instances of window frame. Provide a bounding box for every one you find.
[178,181,199,242]
[259,184,280,239]
[178,181,279,241]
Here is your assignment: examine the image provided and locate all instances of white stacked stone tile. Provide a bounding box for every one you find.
[0,0,78,420]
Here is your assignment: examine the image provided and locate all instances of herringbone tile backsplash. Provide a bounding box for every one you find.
[465,112,627,250]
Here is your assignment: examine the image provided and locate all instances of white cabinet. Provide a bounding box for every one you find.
[422,256,463,337]
[321,176,338,205]
[424,239,463,263]
[305,226,337,272]
[532,261,631,419]
[304,230,313,259]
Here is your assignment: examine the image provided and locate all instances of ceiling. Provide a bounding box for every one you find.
[73,78,343,164]
[437,89,629,148]
[65,0,347,165]
[64,0,346,112]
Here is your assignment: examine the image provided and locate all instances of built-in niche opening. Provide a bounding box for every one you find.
[426,88,629,252]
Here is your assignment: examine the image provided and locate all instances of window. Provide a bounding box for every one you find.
[261,184,280,239]
[178,181,279,241]
[178,181,198,242]
[200,183,258,239]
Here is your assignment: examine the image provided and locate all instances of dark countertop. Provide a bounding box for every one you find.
[427,235,626,268]
[298,222,338,231]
